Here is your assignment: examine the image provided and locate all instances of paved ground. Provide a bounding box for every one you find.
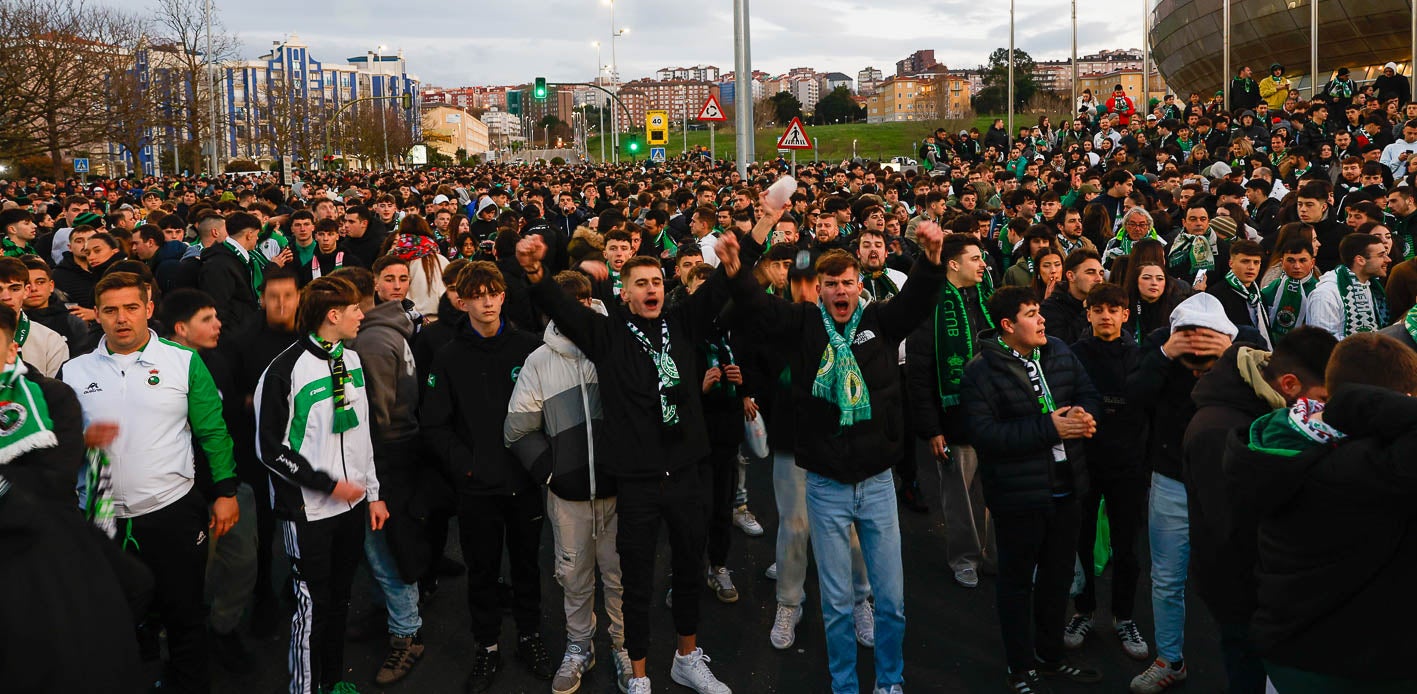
[204,454,1224,694]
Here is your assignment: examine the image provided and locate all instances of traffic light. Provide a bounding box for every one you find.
[507,91,522,115]
[624,135,640,154]
[400,91,413,110]
[533,77,548,101]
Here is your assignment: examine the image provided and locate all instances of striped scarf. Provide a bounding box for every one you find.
[310,333,358,433]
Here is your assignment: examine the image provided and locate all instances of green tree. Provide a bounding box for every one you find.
[973,47,1036,114]
[812,86,864,125]
[768,91,803,124]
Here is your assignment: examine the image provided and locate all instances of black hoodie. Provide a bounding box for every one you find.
[420,318,541,494]
[1225,385,1417,681]
[1039,283,1089,345]
[1070,332,1146,481]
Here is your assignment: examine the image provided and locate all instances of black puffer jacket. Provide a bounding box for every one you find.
[1069,333,1147,481]
[197,241,259,341]
[1184,344,1279,625]
[419,318,542,495]
[1039,284,1089,345]
[733,259,948,484]
[1127,326,1199,481]
[1225,385,1417,680]
[961,332,1101,513]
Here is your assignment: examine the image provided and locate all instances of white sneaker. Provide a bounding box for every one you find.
[626,675,652,694]
[953,567,979,588]
[670,647,731,694]
[769,603,802,649]
[706,566,739,604]
[1115,619,1151,661]
[764,562,778,580]
[873,686,904,694]
[1129,658,1187,694]
[732,505,763,536]
[613,648,633,693]
[552,642,594,694]
[853,600,875,648]
[1063,613,1093,649]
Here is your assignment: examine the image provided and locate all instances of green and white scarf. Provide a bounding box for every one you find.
[627,319,681,426]
[706,338,736,398]
[84,447,115,539]
[610,269,622,297]
[1225,271,1271,345]
[999,338,1068,464]
[1285,398,1345,446]
[0,358,56,465]
[934,281,994,408]
[1107,226,1160,262]
[1261,274,1317,340]
[13,312,30,351]
[1335,265,1388,337]
[1168,231,1218,274]
[310,333,359,433]
[813,300,871,427]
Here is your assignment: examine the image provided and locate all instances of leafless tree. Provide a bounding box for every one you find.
[104,57,163,176]
[151,0,239,174]
[0,0,146,178]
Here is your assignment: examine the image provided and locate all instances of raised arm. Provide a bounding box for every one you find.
[517,235,612,361]
[871,220,947,344]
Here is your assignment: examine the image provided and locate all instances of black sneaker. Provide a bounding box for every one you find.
[1006,669,1052,694]
[1037,659,1103,684]
[899,479,929,513]
[518,633,555,680]
[210,628,254,673]
[464,647,501,693]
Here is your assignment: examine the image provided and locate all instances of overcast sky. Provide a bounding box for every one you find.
[111,0,1146,87]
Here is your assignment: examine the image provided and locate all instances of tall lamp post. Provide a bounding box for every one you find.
[370,45,390,169]
[593,41,606,163]
[1007,0,1015,136]
[733,0,754,177]
[611,26,629,164]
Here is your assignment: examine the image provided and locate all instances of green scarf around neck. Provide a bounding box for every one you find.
[1168,231,1217,273]
[812,300,871,427]
[626,318,681,426]
[0,358,56,465]
[1336,265,1388,337]
[310,333,359,433]
[1261,274,1317,340]
[934,280,993,408]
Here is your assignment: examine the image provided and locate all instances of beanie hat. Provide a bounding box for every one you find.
[1169,293,1239,339]
[72,211,103,228]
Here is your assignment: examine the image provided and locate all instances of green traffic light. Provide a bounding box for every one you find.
[534,77,547,100]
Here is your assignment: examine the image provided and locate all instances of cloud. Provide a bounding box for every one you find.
[110,0,1142,87]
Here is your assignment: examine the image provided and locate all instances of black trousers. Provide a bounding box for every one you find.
[123,487,211,694]
[618,464,706,661]
[458,491,544,646]
[703,442,739,568]
[993,494,1082,673]
[896,365,918,486]
[1073,474,1147,619]
[283,504,365,694]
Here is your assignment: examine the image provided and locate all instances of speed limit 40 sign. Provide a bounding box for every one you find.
[646,110,669,146]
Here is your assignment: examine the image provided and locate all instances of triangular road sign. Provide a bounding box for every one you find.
[697,94,727,122]
[776,117,812,150]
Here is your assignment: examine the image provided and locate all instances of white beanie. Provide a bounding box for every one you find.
[1169,293,1239,339]
[1386,62,1399,71]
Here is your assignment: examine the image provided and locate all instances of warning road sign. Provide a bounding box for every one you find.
[776,117,812,150]
[649,147,666,162]
[697,94,726,122]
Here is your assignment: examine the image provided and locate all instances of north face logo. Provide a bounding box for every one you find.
[852,330,877,346]
[83,382,102,394]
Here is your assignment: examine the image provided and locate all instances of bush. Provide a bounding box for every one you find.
[550,156,565,165]
[225,159,258,173]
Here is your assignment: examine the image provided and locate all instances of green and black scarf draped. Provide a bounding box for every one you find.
[706,337,736,398]
[1335,265,1388,337]
[934,281,993,408]
[1404,304,1417,344]
[1225,271,1271,345]
[863,270,899,301]
[310,333,358,433]
[813,300,871,426]
[1,236,35,258]
[1261,274,1318,340]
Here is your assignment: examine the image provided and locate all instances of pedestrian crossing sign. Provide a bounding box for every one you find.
[776,117,812,150]
[650,147,666,162]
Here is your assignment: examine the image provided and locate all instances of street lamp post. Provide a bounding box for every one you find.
[593,41,605,163]
[205,0,217,175]
[1008,0,1015,136]
[371,46,390,169]
[1071,0,1078,111]
[1222,0,1230,109]
[733,0,754,177]
[1142,0,1149,113]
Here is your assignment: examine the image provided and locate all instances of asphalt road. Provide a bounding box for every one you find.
[207,452,1224,694]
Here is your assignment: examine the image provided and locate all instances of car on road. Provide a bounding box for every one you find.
[881,156,918,173]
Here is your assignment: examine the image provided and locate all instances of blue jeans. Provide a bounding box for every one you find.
[806,470,905,694]
[1149,472,1189,663]
[363,526,423,637]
